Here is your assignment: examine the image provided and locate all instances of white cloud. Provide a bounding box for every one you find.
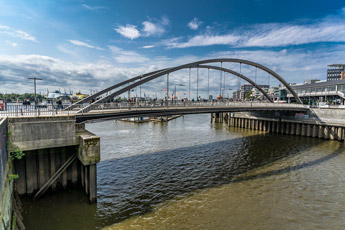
[6,40,18,47]
[142,45,155,49]
[0,24,37,42]
[81,4,108,11]
[1,45,345,96]
[0,54,149,93]
[115,17,169,39]
[242,22,345,47]
[161,16,170,25]
[108,46,149,63]
[166,14,345,48]
[165,34,241,48]
[68,40,104,50]
[142,21,165,36]
[114,25,141,40]
[188,18,202,30]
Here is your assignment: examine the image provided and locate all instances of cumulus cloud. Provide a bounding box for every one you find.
[115,17,169,39]
[188,18,202,30]
[2,44,345,97]
[0,54,149,93]
[0,24,37,42]
[114,25,141,40]
[142,21,165,36]
[68,40,104,50]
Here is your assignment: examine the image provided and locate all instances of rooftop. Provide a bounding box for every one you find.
[327,64,345,68]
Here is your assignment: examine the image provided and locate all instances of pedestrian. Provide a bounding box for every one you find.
[56,98,63,109]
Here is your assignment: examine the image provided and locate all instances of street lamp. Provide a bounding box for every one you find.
[28,77,42,106]
[174,84,185,100]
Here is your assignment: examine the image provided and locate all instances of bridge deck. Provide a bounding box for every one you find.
[0,102,309,122]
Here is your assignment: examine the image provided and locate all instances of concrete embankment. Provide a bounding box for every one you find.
[214,108,345,141]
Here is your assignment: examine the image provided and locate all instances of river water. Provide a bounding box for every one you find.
[23,114,345,230]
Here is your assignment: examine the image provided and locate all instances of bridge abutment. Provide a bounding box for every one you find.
[8,116,100,203]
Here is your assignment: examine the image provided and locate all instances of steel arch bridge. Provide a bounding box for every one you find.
[65,58,302,113]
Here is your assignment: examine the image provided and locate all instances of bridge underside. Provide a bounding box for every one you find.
[76,107,309,123]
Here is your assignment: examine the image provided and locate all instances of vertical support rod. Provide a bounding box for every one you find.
[127,83,130,102]
[219,62,222,96]
[207,68,210,100]
[167,73,169,101]
[223,65,225,95]
[189,68,191,101]
[197,67,199,100]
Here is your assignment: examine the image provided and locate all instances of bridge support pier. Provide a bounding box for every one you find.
[337,127,343,141]
[324,126,329,139]
[301,124,306,136]
[330,127,335,140]
[318,126,324,139]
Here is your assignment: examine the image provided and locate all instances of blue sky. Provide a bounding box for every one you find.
[1,0,345,98]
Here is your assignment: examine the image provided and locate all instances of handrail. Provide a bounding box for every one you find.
[0,102,309,118]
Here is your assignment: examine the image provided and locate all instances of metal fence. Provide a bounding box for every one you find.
[0,118,8,205]
[0,101,310,117]
[77,101,309,113]
[0,104,71,117]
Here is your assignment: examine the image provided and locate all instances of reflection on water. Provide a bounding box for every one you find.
[22,114,345,230]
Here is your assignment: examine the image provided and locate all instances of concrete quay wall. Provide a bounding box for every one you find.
[7,116,100,203]
[213,108,345,141]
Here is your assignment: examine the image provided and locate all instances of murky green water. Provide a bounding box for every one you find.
[22,114,345,229]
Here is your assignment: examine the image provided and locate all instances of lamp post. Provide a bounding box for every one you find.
[174,84,185,101]
[28,77,42,107]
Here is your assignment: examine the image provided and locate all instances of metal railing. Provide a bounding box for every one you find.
[0,104,71,117]
[0,101,309,117]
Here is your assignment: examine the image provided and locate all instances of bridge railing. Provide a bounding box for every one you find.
[75,101,309,113]
[0,104,71,117]
[0,102,310,117]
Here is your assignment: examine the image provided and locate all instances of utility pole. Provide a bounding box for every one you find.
[28,77,42,107]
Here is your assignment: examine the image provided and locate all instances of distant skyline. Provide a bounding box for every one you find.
[1,0,345,98]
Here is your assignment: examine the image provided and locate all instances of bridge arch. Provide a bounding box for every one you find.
[78,64,278,113]
[67,58,301,112]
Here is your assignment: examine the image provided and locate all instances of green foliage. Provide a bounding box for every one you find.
[245,91,253,99]
[9,145,25,160]
[7,132,25,160]
[8,174,19,182]
[0,93,44,102]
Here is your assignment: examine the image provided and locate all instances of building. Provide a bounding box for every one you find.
[232,90,241,100]
[286,79,345,104]
[327,64,345,81]
[240,84,269,100]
